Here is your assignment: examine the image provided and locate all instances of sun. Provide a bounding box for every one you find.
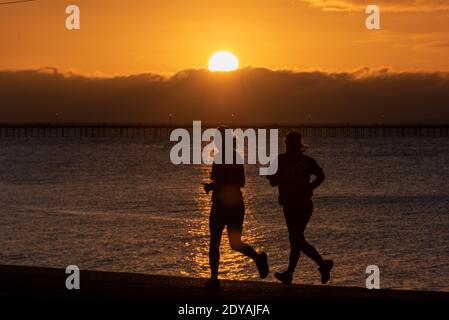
[208,51,239,72]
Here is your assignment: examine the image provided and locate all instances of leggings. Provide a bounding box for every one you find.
[209,202,258,278]
[283,200,324,273]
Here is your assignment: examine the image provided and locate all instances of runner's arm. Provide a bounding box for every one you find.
[310,160,325,190]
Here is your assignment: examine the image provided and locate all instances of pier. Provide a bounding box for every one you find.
[0,123,448,138]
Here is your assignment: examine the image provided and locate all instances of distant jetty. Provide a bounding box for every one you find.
[0,123,449,138]
[1,265,448,301]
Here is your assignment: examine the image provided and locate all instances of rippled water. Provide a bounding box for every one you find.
[0,136,448,291]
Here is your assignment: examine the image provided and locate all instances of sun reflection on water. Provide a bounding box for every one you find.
[183,164,261,280]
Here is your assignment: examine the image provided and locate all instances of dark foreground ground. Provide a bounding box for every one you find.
[1,265,448,301]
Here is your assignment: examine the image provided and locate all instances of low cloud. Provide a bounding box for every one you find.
[301,0,449,12]
[1,67,449,125]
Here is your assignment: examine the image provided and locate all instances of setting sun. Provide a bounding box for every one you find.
[208,51,239,72]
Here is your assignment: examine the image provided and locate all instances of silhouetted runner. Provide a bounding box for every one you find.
[267,131,333,285]
[203,126,269,290]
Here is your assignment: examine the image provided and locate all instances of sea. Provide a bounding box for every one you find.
[1,135,448,291]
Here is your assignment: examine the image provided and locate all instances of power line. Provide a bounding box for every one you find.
[0,0,37,5]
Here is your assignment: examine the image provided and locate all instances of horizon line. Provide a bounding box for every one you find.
[2,66,449,78]
[1,122,449,128]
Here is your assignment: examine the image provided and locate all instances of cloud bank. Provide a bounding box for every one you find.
[1,67,449,125]
[301,0,449,12]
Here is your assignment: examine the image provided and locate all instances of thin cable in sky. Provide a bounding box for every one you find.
[0,0,37,5]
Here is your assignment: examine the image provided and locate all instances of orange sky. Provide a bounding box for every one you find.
[1,0,449,74]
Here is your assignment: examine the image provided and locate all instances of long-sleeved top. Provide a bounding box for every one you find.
[267,151,325,205]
